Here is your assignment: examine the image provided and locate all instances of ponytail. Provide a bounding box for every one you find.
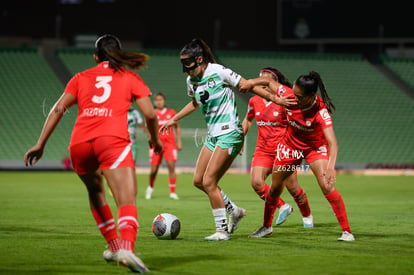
[295,71,336,113]
[180,38,217,64]
[95,34,149,72]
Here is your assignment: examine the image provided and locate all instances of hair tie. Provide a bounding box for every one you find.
[260,69,279,82]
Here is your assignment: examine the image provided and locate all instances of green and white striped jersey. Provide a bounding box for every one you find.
[186,63,243,137]
[127,109,143,141]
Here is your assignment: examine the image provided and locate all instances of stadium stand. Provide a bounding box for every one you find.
[0,48,77,168]
[381,56,414,90]
[1,48,412,170]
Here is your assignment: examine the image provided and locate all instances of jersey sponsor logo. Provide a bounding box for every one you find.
[257,120,279,126]
[221,125,229,130]
[287,117,314,132]
[275,143,304,161]
[200,90,210,104]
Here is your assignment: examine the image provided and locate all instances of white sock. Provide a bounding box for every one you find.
[212,208,228,232]
[221,190,237,214]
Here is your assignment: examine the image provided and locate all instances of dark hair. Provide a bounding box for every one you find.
[94,34,149,72]
[180,38,217,64]
[295,71,336,113]
[154,92,166,100]
[260,67,292,88]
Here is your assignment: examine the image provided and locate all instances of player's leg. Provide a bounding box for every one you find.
[166,160,178,199]
[71,141,120,260]
[250,166,272,200]
[309,158,354,241]
[147,150,162,199]
[284,172,313,228]
[203,146,236,240]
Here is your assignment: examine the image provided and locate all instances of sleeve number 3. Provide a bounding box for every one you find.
[92,76,112,104]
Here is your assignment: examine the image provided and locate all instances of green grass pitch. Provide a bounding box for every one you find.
[1,171,413,274]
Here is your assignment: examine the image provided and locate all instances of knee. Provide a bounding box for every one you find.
[202,175,216,193]
[251,177,264,191]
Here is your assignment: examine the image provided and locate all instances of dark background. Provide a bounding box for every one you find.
[0,0,412,51]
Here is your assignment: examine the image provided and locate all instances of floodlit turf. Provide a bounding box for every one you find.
[0,171,413,274]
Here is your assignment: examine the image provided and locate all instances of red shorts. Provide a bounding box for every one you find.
[273,142,329,167]
[149,142,177,166]
[251,148,276,169]
[70,136,135,175]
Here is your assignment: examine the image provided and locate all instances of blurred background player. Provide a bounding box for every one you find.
[146,93,182,200]
[243,67,313,229]
[250,71,354,241]
[24,34,163,272]
[128,107,147,164]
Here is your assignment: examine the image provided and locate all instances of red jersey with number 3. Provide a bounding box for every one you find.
[64,61,151,148]
[247,95,287,152]
[157,108,177,144]
[281,88,333,150]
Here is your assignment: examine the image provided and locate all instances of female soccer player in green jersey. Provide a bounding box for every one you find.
[160,38,295,241]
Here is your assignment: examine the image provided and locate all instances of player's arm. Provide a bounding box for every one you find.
[160,98,199,133]
[174,121,182,150]
[242,113,254,135]
[323,126,338,185]
[239,77,296,108]
[24,93,76,166]
[136,96,162,154]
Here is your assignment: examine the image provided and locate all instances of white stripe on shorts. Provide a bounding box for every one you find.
[110,142,132,169]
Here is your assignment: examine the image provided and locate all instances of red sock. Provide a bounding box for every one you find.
[276,197,285,208]
[118,205,139,252]
[149,176,156,188]
[293,187,311,217]
[255,184,269,201]
[169,178,176,193]
[263,196,278,228]
[325,189,351,233]
[91,204,120,252]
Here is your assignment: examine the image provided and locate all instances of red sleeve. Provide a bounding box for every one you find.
[64,73,80,97]
[130,72,151,99]
[316,108,333,130]
[247,98,255,118]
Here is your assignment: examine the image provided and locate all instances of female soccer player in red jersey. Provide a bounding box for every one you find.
[146,92,182,200]
[250,71,354,241]
[24,34,162,272]
[243,67,313,232]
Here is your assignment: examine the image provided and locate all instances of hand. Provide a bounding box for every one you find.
[275,95,297,108]
[149,139,163,155]
[323,168,336,186]
[159,119,176,136]
[24,144,44,167]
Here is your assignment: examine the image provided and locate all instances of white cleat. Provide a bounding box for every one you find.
[249,226,273,238]
[228,207,246,233]
[275,203,293,225]
[103,249,118,262]
[169,193,179,200]
[302,215,314,229]
[338,231,355,242]
[145,186,153,200]
[204,230,230,241]
[116,249,150,273]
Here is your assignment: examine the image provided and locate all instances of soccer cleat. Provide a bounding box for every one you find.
[103,249,118,262]
[338,231,355,242]
[145,186,153,200]
[302,215,314,229]
[249,226,273,238]
[275,203,293,225]
[116,249,150,273]
[228,207,247,233]
[204,230,230,241]
[169,192,179,200]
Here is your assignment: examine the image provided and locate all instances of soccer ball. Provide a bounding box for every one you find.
[152,213,181,240]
